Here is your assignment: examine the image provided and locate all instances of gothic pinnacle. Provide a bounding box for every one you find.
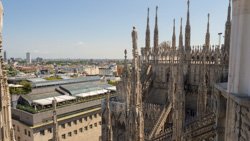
[227,0,231,22]
[147,8,149,23]
[146,7,150,31]
[187,0,190,26]
[154,6,158,31]
[185,0,191,52]
[207,13,210,33]
[179,18,183,49]
[154,6,159,51]
[124,49,127,60]
[145,7,150,51]
[205,13,210,48]
[172,19,176,49]
[132,26,138,58]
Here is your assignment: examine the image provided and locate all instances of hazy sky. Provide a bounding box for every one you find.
[2,0,229,59]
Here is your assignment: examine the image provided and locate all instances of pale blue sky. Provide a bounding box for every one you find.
[2,0,229,59]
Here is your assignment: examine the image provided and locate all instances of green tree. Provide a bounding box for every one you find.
[19,80,32,93]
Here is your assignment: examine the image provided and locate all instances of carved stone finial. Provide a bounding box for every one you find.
[147,8,149,18]
[156,6,158,14]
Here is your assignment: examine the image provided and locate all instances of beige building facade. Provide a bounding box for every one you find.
[12,107,102,141]
[11,76,115,141]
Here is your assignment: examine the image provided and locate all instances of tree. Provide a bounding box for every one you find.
[19,80,32,93]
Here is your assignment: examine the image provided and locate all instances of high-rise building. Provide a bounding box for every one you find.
[26,52,31,64]
[3,50,7,62]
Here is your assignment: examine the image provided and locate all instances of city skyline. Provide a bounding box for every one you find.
[3,0,228,59]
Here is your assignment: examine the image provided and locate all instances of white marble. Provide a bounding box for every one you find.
[228,0,250,95]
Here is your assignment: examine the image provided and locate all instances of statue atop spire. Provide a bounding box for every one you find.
[205,13,210,49]
[185,0,191,53]
[132,26,138,59]
[179,18,183,51]
[187,0,190,26]
[145,8,150,62]
[172,19,176,49]
[153,6,159,61]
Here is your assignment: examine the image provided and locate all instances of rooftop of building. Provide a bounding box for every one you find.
[14,77,116,114]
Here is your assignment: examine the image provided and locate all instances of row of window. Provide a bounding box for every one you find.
[60,114,99,129]
[61,122,100,139]
[13,124,31,137]
[40,121,101,136]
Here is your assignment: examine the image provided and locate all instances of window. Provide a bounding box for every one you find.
[40,130,45,135]
[28,131,31,137]
[73,120,77,125]
[48,128,52,133]
[24,129,27,135]
[90,124,93,129]
[99,121,102,125]
[62,134,66,139]
[68,132,72,137]
[17,136,20,141]
[94,123,97,127]
[84,117,87,121]
[74,130,77,134]
[84,126,88,131]
[79,128,83,132]
[68,122,71,127]
[89,115,92,120]
[17,126,20,132]
[94,114,97,118]
[61,124,65,129]
[79,118,82,123]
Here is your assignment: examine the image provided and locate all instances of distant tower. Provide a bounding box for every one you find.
[0,1,16,140]
[26,52,31,64]
[3,50,6,62]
